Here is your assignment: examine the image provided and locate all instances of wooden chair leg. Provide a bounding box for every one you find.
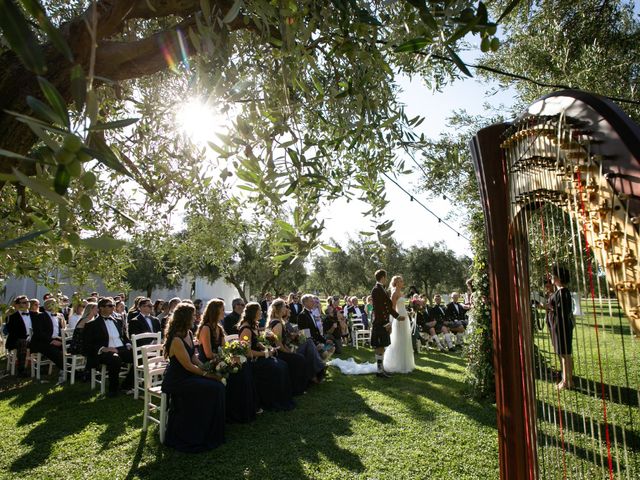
[143,390,150,431]
[159,394,167,444]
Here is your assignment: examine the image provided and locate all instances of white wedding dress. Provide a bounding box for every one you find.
[383,296,415,373]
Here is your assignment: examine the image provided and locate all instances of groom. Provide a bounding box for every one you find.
[371,269,405,378]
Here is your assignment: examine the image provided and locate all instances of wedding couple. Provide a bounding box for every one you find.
[330,269,415,376]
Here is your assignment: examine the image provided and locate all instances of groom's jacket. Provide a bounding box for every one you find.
[370,283,398,327]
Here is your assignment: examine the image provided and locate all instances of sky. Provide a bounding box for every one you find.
[319,71,517,256]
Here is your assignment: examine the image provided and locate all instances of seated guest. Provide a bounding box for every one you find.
[29,298,40,314]
[267,299,309,395]
[282,304,325,384]
[162,302,226,452]
[445,292,467,348]
[158,297,181,332]
[128,297,162,342]
[198,299,257,423]
[287,293,303,324]
[68,301,87,329]
[70,302,97,357]
[322,308,342,355]
[40,292,52,312]
[297,294,335,359]
[31,298,66,383]
[222,298,245,335]
[127,296,144,321]
[348,296,369,328]
[237,302,294,411]
[6,295,36,376]
[153,299,165,317]
[429,294,451,351]
[84,297,135,397]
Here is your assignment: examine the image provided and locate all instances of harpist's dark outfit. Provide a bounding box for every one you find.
[548,287,574,355]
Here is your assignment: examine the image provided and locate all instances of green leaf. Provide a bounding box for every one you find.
[445,44,473,77]
[37,77,69,127]
[320,244,341,253]
[0,0,46,74]
[80,235,128,250]
[0,229,51,250]
[21,0,73,61]
[85,136,132,177]
[394,37,430,53]
[12,167,68,206]
[222,0,243,24]
[26,95,63,125]
[87,118,140,131]
[497,0,522,22]
[70,64,86,111]
[272,252,294,262]
[0,148,39,163]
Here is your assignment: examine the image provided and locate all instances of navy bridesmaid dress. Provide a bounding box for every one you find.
[269,319,309,395]
[161,334,225,452]
[197,324,257,423]
[239,325,295,411]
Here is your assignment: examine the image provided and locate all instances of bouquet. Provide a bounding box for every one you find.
[258,331,279,348]
[201,339,250,383]
[222,339,249,366]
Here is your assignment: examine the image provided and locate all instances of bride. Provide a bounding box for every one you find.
[383,275,415,373]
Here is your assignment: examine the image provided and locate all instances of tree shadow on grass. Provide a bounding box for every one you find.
[8,383,141,473]
[127,374,391,480]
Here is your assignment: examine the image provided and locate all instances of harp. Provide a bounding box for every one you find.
[471,90,640,479]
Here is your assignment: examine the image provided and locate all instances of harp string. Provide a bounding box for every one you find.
[575,170,616,479]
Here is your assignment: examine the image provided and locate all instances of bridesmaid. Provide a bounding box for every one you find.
[197,299,257,423]
[162,302,226,452]
[267,299,309,395]
[237,302,295,411]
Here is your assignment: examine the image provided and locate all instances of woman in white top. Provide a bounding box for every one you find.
[68,301,87,329]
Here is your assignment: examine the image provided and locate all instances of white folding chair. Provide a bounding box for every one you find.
[30,352,54,380]
[141,344,168,444]
[6,349,17,375]
[353,322,371,349]
[350,320,365,348]
[0,330,6,358]
[225,334,239,342]
[132,333,162,400]
[62,327,85,385]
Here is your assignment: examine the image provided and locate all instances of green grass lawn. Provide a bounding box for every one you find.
[532,298,640,479]
[0,347,499,480]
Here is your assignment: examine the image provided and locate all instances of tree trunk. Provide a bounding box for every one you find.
[225,275,246,303]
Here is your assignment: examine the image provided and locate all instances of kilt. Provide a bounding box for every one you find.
[370,323,391,348]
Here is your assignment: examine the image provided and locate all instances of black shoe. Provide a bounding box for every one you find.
[376,371,391,378]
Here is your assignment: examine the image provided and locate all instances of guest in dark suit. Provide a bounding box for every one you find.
[31,298,66,382]
[84,297,134,397]
[445,292,467,349]
[424,295,446,350]
[287,293,303,324]
[128,297,162,343]
[297,295,325,345]
[6,295,35,376]
[347,296,369,329]
[222,298,245,335]
[260,292,273,316]
[322,312,342,354]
